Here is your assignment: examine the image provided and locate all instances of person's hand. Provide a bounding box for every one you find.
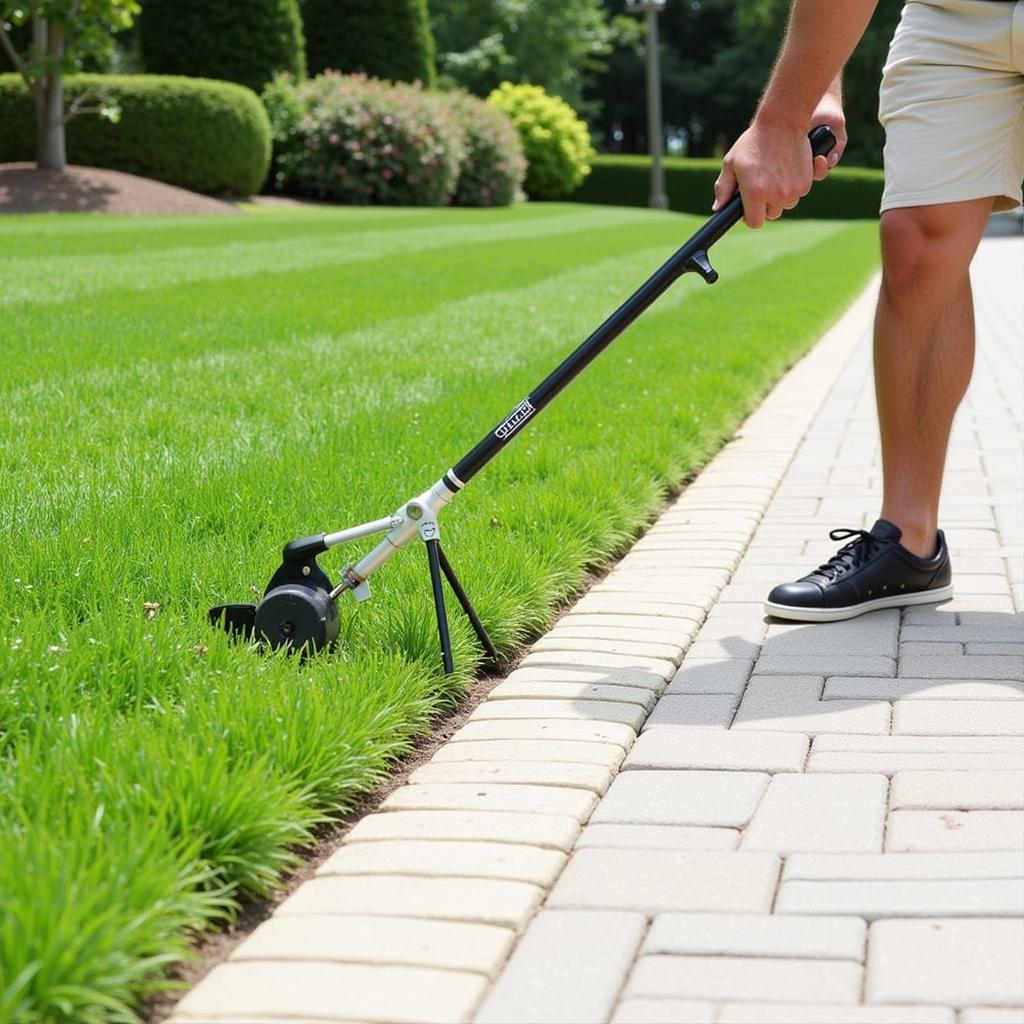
[713,94,847,229]
[713,120,815,229]
[809,92,847,182]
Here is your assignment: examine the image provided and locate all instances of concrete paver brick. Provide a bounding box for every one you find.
[734,676,890,735]
[716,1004,955,1023]
[576,824,739,850]
[591,770,768,827]
[753,655,895,676]
[473,911,645,1024]
[430,739,626,770]
[807,735,1024,774]
[967,642,1024,655]
[280,875,543,932]
[900,642,965,657]
[468,697,646,732]
[898,653,1023,681]
[381,783,598,820]
[451,718,636,749]
[487,680,658,710]
[408,760,613,794]
[824,678,1024,701]
[886,810,1024,852]
[665,658,754,695]
[866,919,1024,1008]
[611,999,717,1024]
[231,914,515,977]
[742,773,887,853]
[505,665,669,691]
[625,728,809,772]
[625,954,862,1004]
[782,852,1024,881]
[762,613,899,657]
[531,635,684,662]
[317,841,566,886]
[958,1010,1024,1024]
[891,771,1024,810]
[900,625,1024,644]
[519,650,676,679]
[570,593,705,621]
[553,614,700,645]
[173,961,487,1024]
[641,694,739,730]
[343,809,582,851]
[893,700,1024,735]
[547,849,780,914]
[642,913,866,961]
[776,879,1024,919]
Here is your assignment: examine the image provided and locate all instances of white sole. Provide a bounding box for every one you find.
[764,585,955,623]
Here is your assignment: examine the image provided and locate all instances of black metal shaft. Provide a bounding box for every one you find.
[450,126,836,487]
[425,539,454,674]
[436,543,499,664]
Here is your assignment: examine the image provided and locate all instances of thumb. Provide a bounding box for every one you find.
[713,163,736,211]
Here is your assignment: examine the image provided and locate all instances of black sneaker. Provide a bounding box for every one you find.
[764,519,953,622]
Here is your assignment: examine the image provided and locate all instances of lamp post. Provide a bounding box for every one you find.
[626,0,668,210]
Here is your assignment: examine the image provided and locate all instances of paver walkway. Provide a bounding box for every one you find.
[170,232,1023,1024]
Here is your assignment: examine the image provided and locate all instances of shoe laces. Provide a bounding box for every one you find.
[813,527,886,582]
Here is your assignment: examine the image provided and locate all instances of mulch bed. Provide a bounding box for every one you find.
[0,163,238,215]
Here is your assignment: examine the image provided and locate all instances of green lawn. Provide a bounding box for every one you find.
[0,203,878,1022]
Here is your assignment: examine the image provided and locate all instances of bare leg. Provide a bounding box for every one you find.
[873,197,996,558]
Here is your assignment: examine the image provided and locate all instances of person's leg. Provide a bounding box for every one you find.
[873,196,997,558]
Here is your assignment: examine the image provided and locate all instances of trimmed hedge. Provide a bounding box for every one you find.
[570,155,884,219]
[139,0,305,94]
[488,82,593,201]
[263,72,463,205]
[302,0,436,87]
[0,74,271,196]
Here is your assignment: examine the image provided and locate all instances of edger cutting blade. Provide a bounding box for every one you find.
[209,602,257,639]
[210,538,340,654]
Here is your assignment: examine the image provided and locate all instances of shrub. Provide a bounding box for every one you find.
[139,0,305,94]
[263,72,463,205]
[571,154,885,220]
[0,74,270,195]
[487,82,593,201]
[302,0,436,87]
[444,90,524,207]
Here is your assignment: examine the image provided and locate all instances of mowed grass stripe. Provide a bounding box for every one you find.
[0,206,878,1023]
[1,220,845,526]
[0,206,655,308]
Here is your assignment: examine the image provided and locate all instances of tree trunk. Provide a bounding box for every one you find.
[34,17,66,172]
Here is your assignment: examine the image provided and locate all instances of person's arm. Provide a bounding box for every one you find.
[715,0,879,228]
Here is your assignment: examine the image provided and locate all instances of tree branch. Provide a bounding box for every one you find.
[0,23,34,93]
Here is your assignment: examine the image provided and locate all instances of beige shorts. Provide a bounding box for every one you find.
[879,0,1024,213]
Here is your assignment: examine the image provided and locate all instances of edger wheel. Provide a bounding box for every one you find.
[254,583,339,654]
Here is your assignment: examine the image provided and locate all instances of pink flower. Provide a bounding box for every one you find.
[328,132,341,146]
[381,169,394,180]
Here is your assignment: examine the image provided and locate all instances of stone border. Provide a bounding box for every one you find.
[168,275,881,1024]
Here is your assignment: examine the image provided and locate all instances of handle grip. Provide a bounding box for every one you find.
[710,124,837,237]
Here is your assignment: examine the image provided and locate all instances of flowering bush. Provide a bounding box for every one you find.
[445,90,525,207]
[262,72,463,205]
[487,82,593,200]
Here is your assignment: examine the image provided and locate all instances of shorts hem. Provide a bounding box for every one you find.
[880,186,1023,215]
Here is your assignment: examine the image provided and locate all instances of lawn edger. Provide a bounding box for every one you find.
[210,126,837,670]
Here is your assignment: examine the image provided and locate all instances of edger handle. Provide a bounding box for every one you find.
[446,126,837,490]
